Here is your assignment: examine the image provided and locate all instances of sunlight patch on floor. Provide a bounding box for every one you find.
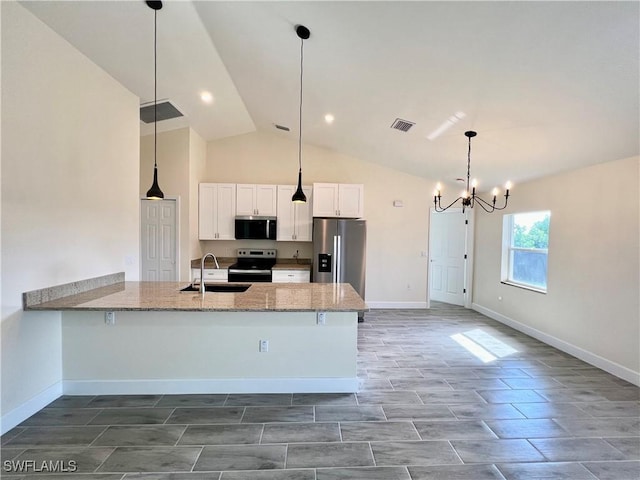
[451,328,518,363]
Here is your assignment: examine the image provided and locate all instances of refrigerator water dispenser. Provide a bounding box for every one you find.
[318,253,332,272]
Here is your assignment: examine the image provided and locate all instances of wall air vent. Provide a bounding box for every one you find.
[140,101,184,123]
[390,118,415,132]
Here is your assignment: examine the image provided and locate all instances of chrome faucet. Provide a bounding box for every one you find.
[200,253,220,294]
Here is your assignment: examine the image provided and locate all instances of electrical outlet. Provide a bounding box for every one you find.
[105,311,116,325]
[259,339,269,352]
[317,311,326,325]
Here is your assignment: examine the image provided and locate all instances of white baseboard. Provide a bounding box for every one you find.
[472,303,640,387]
[62,377,359,395]
[367,301,428,309]
[1,381,62,435]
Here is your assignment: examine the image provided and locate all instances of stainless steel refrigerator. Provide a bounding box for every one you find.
[312,218,366,301]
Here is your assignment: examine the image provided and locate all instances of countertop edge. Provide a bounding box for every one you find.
[25,281,368,313]
[31,307,367,312]
[23,272,125,309]
[190,259,312,270]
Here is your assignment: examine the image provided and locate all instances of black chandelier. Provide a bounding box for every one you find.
[433,131,511,213]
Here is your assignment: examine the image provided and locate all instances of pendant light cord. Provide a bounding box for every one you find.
[154,8,158,169]
[298,37,304,172]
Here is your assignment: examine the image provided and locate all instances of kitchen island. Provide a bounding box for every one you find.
[24,276,367,394]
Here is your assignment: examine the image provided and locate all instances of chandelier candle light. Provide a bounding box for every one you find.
[434,131,512,213]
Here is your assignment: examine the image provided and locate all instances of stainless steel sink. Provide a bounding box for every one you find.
[180,284,250,293]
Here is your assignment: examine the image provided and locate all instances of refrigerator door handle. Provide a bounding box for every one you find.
[336,234,342,283]
[332,235,338,283]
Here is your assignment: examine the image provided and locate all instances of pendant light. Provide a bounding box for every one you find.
[145,0,164,200]
[292,25,310,203]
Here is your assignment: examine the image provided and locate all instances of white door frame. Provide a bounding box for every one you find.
[427,207,474,309]
[140,196,180,281]
[464,208,475,309]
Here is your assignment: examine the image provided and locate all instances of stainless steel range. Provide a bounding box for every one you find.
[228,249,276,283]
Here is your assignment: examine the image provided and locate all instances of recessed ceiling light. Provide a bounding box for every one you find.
[324,114,335,124]
[200,91,214,104]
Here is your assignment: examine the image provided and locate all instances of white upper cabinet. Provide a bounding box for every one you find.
[236,184,277,216]
[312,183,364,218]
[276,185,313,241]
[338,184,365,217]
[199,183,236,240]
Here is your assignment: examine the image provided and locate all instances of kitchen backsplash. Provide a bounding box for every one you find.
[199,240,313,259]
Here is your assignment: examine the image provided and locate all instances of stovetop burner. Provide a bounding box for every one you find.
[229,249,276,269]
[231,258,276,270]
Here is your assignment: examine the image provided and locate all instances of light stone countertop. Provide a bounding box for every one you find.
[271,263,311,271]
[190,258,235,269]
[25,281,367,312]
[190,258,311,271]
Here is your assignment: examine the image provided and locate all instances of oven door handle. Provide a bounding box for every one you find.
[228,269,272,275]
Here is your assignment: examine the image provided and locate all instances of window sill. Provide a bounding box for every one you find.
[501,281,547,294]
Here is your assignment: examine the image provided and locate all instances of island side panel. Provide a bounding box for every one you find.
[61,311,358,393]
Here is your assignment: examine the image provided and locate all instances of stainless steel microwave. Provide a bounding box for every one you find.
[234,216,277,240]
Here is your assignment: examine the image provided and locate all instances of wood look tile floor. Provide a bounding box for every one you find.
[2,303,639,479]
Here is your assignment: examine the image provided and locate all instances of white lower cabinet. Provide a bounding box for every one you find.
[191,268,228,284]
[272,270,311,283]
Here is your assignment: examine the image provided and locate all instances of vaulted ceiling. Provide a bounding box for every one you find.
[21,1,639,189]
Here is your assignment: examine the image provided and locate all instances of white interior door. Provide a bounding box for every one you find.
[141,199,177,281]
[429,208,467,306]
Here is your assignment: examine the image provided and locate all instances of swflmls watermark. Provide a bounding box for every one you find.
[3,459,78,473]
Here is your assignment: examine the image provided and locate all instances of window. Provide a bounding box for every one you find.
[502,211,550,292]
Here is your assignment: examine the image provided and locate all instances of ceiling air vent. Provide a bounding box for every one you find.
[140,101,184,123]
[390,118,415,132]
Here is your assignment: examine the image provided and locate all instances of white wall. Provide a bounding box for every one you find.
[472,156,640,383]
[141,127,207,280]
[62,310,357,393]
[1,2,140,431]
[203,131,435,307]
[189,129,207,263]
